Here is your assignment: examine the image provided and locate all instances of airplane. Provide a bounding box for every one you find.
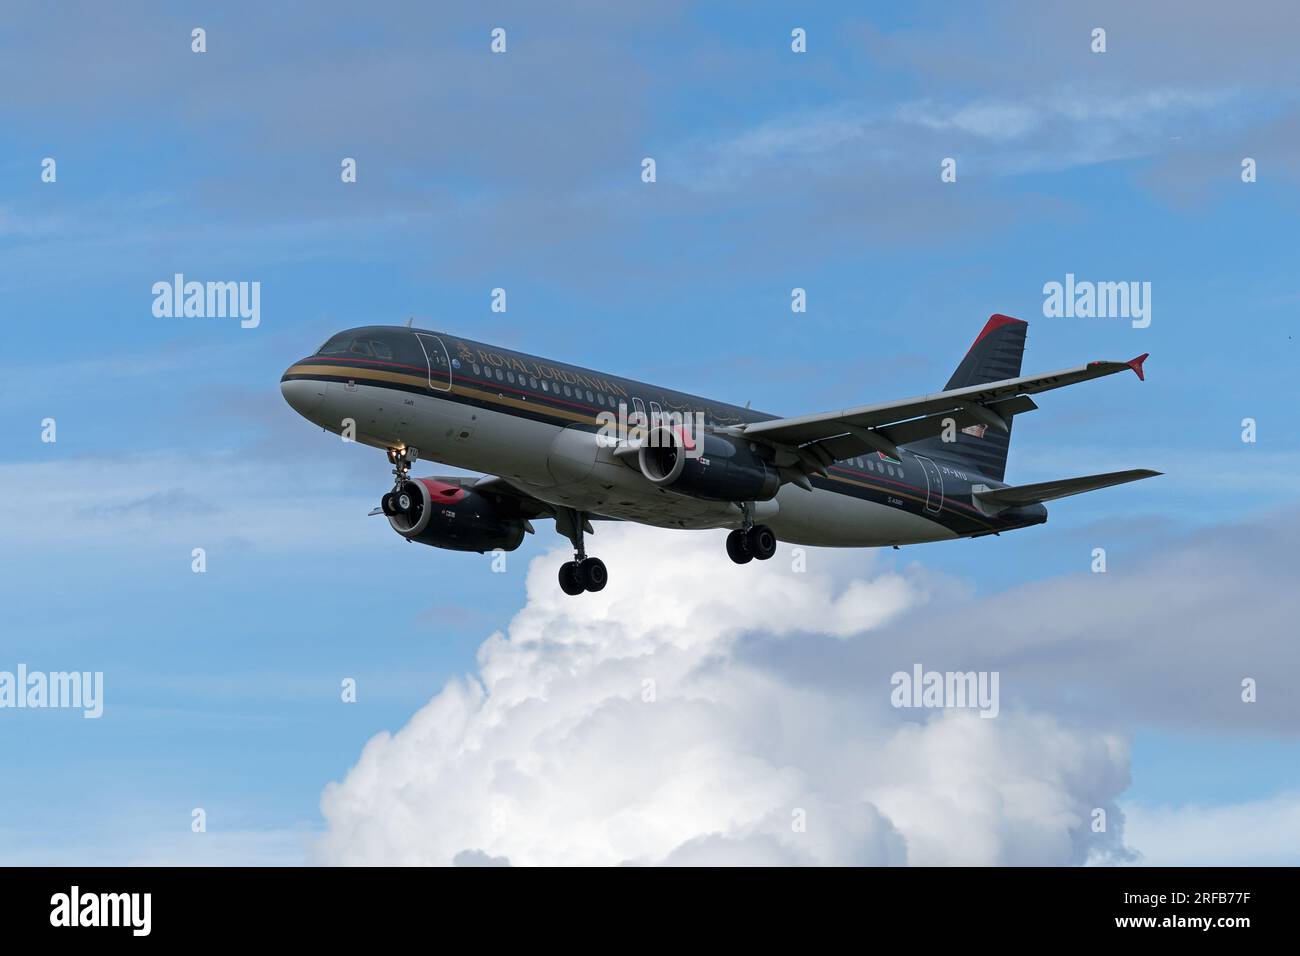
[280,314,1159,595]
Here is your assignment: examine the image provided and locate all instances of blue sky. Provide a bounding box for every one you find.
[2,1,1298,864]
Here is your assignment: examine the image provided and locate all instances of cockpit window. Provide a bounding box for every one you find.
[317,334,393,360]
[316,330,413,364]
[317,333,354,356]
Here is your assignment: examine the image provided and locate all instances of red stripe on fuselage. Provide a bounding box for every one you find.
[306,354,430,374]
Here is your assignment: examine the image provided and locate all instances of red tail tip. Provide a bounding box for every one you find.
[967,314,1028,354]
[1127,353,1149,381]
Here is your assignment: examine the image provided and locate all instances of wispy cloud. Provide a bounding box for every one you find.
[680,86,1244,190]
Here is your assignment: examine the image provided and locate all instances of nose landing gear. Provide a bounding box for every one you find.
[381,447,421,516]
[387,446,420,483]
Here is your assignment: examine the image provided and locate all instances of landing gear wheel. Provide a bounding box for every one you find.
[747,524,777,561]
[396,488,417,513]
[726,529,754,564]
[579,557,608,592]
[558,561,585,596]
[381,492,397,516]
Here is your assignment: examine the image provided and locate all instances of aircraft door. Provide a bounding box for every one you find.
[913,455,943,515]
[414,333,452,392]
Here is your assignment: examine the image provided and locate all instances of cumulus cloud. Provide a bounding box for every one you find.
[317,525,1133,866]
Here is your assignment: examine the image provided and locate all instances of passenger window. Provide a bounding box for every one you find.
[495,368,504,381]
[530,377,539,389]
[541,381,549,392]
[586,390,593,402]
[472,363,481,376]
[507,371,515,384]
[563,385,572,397]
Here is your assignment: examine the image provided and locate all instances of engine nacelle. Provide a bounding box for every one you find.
[387,478,526,553]
[637,426,780,502]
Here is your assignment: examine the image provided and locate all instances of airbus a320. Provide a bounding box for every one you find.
[281,315,1158,594]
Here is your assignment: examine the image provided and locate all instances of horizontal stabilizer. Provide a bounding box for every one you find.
[974,469,1161,511]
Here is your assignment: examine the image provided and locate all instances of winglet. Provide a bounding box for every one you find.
[1127,353,1149,381]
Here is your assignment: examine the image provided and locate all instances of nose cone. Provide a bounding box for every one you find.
[280,369,327,418]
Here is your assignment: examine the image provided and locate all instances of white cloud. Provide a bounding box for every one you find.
[317,525,1133,866]
[1124,792,1300,866]
[682,86,1241,190]
[897,89,1231,141]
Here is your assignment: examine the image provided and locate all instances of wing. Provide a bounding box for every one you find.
[739,353,1148,471]
[460,475,555,519]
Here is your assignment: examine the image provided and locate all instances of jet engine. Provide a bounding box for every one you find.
[637,426,780,501]
[385,478,527,553]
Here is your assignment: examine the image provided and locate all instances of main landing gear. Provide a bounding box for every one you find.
[558,557,607,595]
[555,507,607,596]
[380,446,421,517]
[726,503,777,564]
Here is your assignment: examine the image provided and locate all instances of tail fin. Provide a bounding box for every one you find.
[943,314,1028,391]
[905,314,1028,482]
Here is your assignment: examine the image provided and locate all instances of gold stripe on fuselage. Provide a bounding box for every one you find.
[289,363,602,426]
